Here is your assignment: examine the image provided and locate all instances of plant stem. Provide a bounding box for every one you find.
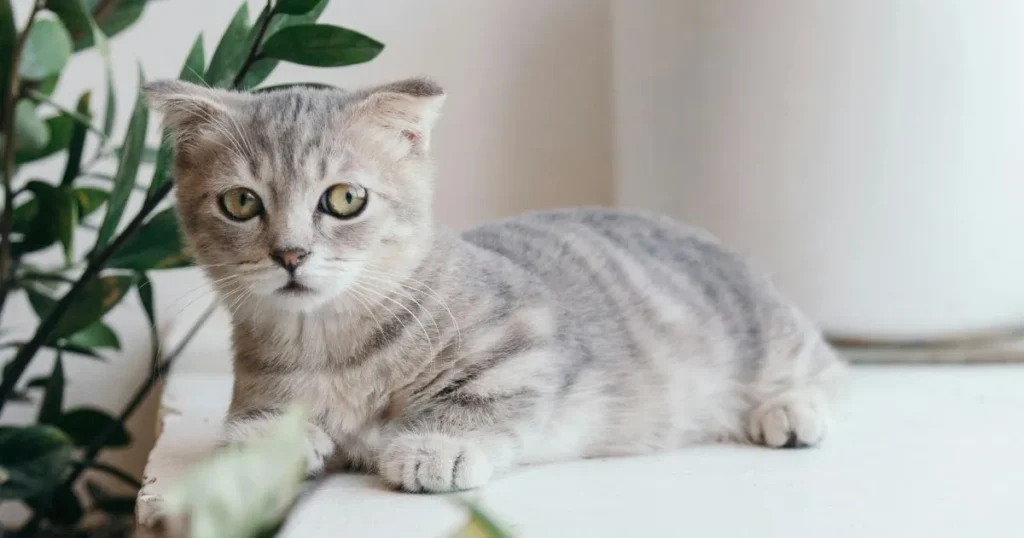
[231,1,275,88]
[24,88,109,142]
[73,460,144,490]
[0,182,172,415]
[0,0,45,325]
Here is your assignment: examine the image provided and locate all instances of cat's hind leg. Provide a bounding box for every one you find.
[745,334,846,448]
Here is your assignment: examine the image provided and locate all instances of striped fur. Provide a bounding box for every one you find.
[146,78,846,492]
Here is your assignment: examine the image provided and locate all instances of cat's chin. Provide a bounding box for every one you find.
[268,286,333,313]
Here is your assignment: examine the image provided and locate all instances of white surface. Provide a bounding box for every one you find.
[612,0,1024,340]
[139,365,1024,537]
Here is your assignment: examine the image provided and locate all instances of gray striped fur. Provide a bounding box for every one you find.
[145,78,846,492]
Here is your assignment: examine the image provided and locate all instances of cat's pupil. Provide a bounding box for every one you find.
[345,191,353,204]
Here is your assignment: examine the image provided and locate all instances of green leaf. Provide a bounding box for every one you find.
[54,407,131,448]
[43,484,85,526]
[20,17,73,80]
[56,187,78,265]
[94,71,148,252]
[61,91,91,186]
[260,24,383,68]
[50,342,104,360]
[113,144,158,162]
[0,1,15,119]
[15,113,74,164]
[205,3,250,87]
[107,208,191,270]
[253,82,337,93]
[13,181,61,255]
[163,406,309,538]
[0,425,74,500]
[47,0,91,50]
[87,17,116,137]
[240,0,328,88]
[74,187,108,218]
[275,0,322,15]
[451,504,514,538]
[13,100,50,152]
[26,275,134,340]
[180,34,206,84]
[67,321,119,350]
[73,0,146,49]
[136,272,155,329]
[37,354,65,425]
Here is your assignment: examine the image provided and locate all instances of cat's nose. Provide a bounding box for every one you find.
[270,248,310,273]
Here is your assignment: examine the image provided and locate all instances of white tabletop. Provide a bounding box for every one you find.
[138,364,1024,538]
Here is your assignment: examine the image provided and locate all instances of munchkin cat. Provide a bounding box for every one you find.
[145,77,846,493]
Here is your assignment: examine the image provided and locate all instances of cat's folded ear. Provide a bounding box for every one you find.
[143,80,248,148]
[348,77,446,154]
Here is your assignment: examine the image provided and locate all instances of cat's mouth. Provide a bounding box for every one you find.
[277,280,314,295]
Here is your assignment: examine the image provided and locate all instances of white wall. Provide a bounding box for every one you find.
[613,0,1024,340]
[2,0,613,482]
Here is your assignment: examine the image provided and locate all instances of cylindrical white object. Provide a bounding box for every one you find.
[613,0,1024,341]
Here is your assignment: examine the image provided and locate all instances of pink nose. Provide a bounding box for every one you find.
[270,248,309,272]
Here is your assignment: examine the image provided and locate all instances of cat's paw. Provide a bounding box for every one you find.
[378,433,493,492]
[748,392,829,448]
[222,416,335,475]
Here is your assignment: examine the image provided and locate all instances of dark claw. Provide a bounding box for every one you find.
[781,431,809,449]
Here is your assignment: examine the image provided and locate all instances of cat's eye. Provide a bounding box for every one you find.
[219,187,263,221]
[320,183,367,219]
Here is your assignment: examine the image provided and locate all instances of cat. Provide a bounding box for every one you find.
[145,77,846,493]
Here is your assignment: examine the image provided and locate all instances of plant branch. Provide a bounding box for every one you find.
[25,88,109,142]
[0,182,172,415]
[74,460,143,490]
[231,1,275,88]
[0,0,45,325]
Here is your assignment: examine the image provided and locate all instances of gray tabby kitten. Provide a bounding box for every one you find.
[145,77,846,493]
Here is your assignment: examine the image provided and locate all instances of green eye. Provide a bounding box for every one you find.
[320,183,367,219]
[219,187,263,221]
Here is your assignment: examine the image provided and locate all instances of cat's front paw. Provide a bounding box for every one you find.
[748,392,830,448]
[378,433,493,492]
[222,416,335,475]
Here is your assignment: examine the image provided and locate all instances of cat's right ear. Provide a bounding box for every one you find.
[143,80,245,148]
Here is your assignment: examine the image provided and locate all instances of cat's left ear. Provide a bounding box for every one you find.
[349,77,446,154]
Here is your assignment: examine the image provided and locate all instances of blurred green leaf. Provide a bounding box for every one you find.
[26,275,134,339]
[180,34,206,84]
[60,91,91,186]
[33,73,62,97]
[275,0,322,15]
[47,0,91,49]
[20,17,73,80]
[0,425,74,500]
[13,181,61,255]
[451,503,514,538]
[15,113,74,164]
[94,71,148,252]
[260,24,383,68]
[113,144,158,162]
[0,0,15,120]
[253,82,337,93]
[67,321,119,350]
[45,484,85,526]
[205,3,250,87]
[55,407,130,448]
[108,208,191,270]
[56,187,78,265]
[136,272,155,329]
[74,0,146,49]
[37,354,65,425]
[164,406,309,538]
[74,187,108,218]
[51,342,104,360]
[86,17,116,137]
[13,100,50,152]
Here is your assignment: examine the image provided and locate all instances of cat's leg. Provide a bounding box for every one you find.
[745,334,847,449]
[375,353,552,492]
[221,409,336,475]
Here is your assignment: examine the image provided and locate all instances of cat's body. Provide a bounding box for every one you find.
[146,78,845,492]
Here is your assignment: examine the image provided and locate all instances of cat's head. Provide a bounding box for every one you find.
[145,78,445,312]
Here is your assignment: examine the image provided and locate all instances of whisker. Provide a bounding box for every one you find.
[355,273,440,338]
[350,280,432,347]
[359,265,461,354]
